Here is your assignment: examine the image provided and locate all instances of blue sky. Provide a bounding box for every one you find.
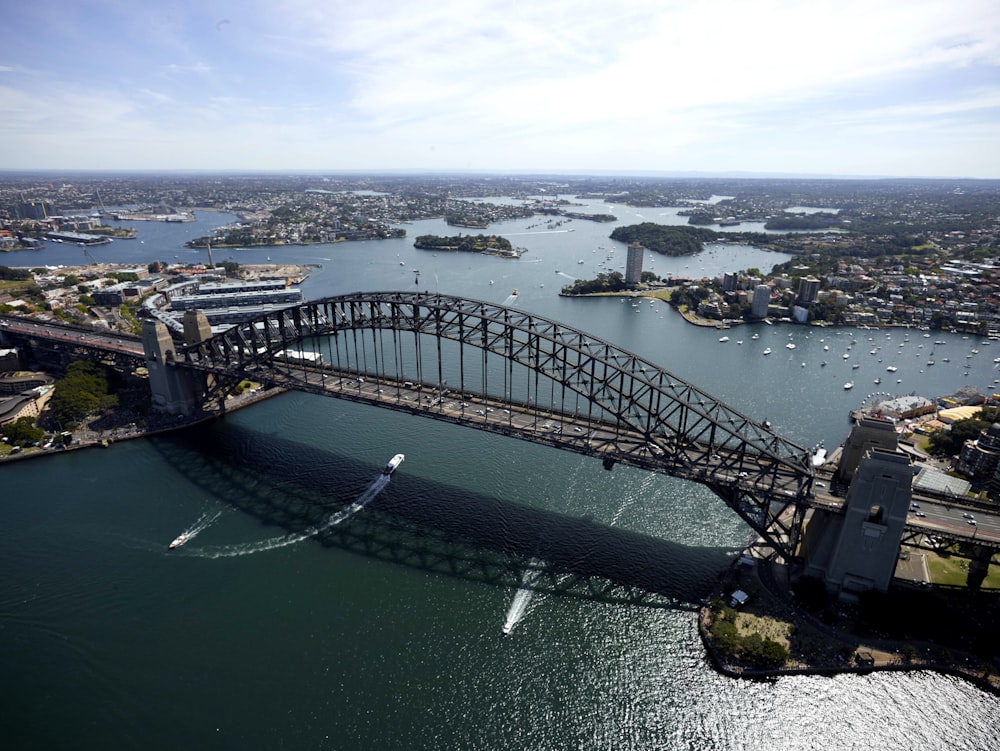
[2,0,999,177]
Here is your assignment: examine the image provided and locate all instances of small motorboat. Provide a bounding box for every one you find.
[383,453,406,476]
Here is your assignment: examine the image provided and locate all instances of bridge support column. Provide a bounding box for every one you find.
[182,310,213,347]
[836,416,898,485]
[803,448,911,600]
[967,545,994,591]
[142,320,206,416]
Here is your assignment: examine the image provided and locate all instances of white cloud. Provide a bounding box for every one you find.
[2,0,999,174]
[164,62,212,75]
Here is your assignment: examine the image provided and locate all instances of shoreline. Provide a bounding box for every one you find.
[0,387,286,464]
[698,551,1000,695]
[561,289,947,332]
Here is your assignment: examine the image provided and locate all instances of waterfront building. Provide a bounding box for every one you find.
[0,347,20,373]
[877,395,936,420]
[722,272,737,293]
[0,383,54,426]
[625,242,643,285]
[750,284,771,318]
[43,230,110,246]
[797,275,821,305]
[957,423,1000,482]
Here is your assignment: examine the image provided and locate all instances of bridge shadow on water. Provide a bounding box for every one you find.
[149,421,736,612]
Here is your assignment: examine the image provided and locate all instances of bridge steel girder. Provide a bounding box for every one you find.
[12,334,144,373]
[179,291,816,560]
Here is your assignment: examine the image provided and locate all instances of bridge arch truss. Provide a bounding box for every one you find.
[180,291,816,559]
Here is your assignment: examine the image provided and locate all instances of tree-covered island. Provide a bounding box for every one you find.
[413,234,522,257]
[609,223,719,256]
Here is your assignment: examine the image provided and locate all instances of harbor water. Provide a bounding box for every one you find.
[2,202,999,749]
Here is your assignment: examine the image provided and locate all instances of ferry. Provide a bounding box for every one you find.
[168,531,193,550]
[383,453,405,476]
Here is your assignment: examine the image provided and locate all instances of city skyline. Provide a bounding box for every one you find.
[3,0,1000,178]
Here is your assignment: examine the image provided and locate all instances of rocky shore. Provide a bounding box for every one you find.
[699,549,1000,694]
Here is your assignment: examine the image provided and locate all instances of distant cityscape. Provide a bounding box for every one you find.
[3,173,999,336]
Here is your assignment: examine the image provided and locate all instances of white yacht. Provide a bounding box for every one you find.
[383,453,405,476]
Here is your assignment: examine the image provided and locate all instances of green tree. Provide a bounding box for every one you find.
[1,417,45,446]
[710,618,740,657]
[561,271,628,295]
[48,361,118,424]
[609,223,717,256]
[927,417,987,457]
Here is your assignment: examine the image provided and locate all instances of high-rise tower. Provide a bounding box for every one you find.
[625,242,644,285]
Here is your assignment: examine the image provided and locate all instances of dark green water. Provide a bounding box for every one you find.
[3,201,999,748]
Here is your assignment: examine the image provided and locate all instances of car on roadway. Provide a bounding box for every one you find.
[963,512,975,519]
[968,519,978,526]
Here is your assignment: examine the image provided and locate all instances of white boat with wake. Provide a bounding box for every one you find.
[168,531,193,549]
[383,453,405,475]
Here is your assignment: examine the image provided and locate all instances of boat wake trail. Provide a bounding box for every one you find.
[186,474,391,559]
[168,510,222,549]
[501,557,544,636]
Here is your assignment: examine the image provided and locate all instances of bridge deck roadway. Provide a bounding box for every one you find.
[806,467,1000,549]
[253,363,810,496]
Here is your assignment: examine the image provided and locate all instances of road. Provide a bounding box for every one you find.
[0,316,143,357]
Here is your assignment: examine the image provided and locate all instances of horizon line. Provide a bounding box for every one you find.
[0,168,994,181]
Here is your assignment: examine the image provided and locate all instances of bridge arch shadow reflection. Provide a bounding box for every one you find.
[150,422,735,612]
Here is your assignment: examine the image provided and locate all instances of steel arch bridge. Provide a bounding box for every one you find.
[176,291,817,560]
